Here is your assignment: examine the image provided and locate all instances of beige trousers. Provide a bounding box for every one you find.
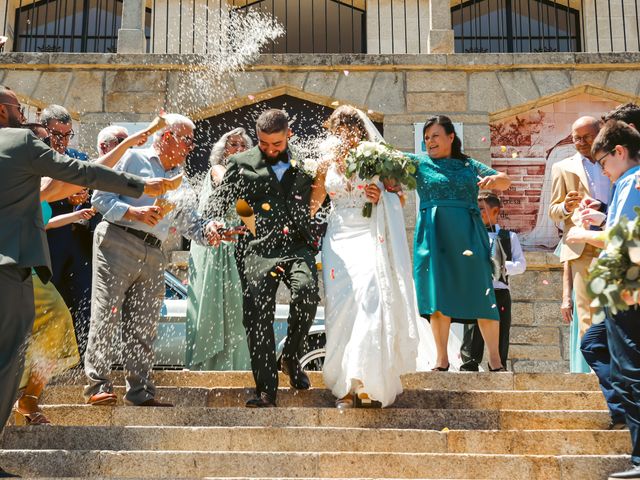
[569,244,600,339]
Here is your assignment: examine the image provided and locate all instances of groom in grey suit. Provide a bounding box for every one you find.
[0,86,168,478]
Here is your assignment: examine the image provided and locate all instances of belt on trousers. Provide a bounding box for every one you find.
[108,222,162,249]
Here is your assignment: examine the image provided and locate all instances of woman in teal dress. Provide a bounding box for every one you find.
[410,115,512,371]
[186,128,253,370]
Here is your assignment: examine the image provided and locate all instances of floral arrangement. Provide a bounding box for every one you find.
[345,141,418,217]
[587,206,640,322]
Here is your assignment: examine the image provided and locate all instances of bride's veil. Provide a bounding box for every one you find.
[354,108,385,143]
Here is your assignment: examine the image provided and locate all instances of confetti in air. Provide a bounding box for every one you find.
[343,70,350,76]
[261,203,271,211]
[485,288,491,296]
[500,146,507,153]
[481,137,487,142]
[248,95,255,101]
[491,304,497,308]
[511,152,518,158]
[111,306,118,314]
[270,272,277,277]
[462,250,473,256]
[542,279,549,285]
[331,101,340,106]
[275,266,285,274]
[282,226,289,235]
[330,268,336,280]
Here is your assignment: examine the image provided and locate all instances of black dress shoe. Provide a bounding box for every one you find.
[609,465,640,478]
[245,392,276,408]
[0,467,20,478]
[280,357,311,390]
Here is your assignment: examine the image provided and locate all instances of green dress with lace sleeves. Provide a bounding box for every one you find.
[409,154,500,322]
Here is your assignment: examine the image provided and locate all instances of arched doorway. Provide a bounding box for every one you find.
[186,94,383,176]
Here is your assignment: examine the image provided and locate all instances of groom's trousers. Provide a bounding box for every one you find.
[240,245,320,402]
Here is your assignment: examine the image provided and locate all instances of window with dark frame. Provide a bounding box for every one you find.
[14,0,151,53]
[451,0,580,53]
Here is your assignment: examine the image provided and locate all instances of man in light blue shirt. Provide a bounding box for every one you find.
[84,113,219,408]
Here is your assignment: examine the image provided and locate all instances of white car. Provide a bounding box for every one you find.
[155,271,326,370]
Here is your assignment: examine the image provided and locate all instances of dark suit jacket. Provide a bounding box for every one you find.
[0,128,146,282]
[206,146,316,259]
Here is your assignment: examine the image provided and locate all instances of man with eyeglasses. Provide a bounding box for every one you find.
[83,113,225,408]
[549,116,610,373]
[41,104,96,358]
[0,85,174,479]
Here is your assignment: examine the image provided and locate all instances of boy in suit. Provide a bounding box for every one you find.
[460,192,526,371]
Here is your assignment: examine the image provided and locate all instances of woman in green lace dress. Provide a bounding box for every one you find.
[409,116,511,372]
[186,128,253,370]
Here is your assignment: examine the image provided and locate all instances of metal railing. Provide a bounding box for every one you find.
[452,0,640,53]
[5,0,150,53]
[4,0,640,54]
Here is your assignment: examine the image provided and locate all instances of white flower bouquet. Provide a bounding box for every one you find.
[345,141,418,217]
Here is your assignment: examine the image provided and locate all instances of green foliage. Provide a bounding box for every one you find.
[587,206,640,321]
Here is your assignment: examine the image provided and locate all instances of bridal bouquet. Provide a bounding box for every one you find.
[588,206,640,322]
[345,141,418,217]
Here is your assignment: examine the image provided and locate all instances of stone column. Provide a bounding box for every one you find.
[117,0,146,53]
[427,0,454,54]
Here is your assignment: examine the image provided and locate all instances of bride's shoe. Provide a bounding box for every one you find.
[354,389,382,409]
[335,394,354,409]
[13,395,51,426]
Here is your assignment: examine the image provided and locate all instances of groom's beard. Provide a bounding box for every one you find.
[263,149,289,166]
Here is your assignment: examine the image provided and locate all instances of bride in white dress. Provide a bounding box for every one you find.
[311,106,434,408]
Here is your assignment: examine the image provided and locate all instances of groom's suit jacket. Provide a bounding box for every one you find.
[0,128,146,283]
[206,146,317,260]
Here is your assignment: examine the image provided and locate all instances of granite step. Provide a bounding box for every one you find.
[40,386,608,410]
[0,426,631,455]
[33,406,501,430]
[51,370,601,391]
[25,405,613,430]
[0,450,630,479]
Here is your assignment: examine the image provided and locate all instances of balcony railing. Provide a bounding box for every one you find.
[1,0,638,54]
[452,0,640,53]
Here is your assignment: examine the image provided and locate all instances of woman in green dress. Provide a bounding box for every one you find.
[186,128,253,370]
[410,115,511,372]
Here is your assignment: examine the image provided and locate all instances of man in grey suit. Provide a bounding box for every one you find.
[0,86,170,478]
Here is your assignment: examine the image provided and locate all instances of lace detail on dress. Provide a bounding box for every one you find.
[324,164,369,211]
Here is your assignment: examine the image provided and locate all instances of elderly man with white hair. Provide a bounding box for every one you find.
[97,125,129,155]
[83,113,220,407]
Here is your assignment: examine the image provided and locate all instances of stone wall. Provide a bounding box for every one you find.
[4,51,640,372]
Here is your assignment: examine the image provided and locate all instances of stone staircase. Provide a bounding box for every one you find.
[0,370,632,479]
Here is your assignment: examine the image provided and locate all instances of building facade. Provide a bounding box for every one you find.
[1,0,639,371]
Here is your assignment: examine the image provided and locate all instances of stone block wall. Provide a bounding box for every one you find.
[4,51,640,372]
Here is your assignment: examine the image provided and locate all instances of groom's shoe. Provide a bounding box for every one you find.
[246,392,276,408]
[280,357,311,390]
